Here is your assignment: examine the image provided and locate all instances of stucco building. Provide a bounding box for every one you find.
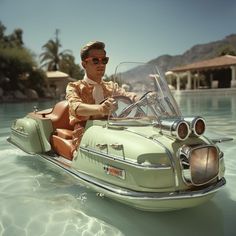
[46,71,76,98]
[168,55,236,91]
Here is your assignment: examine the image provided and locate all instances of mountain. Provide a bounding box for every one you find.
[114,34,236,85]
[148,34,236,73]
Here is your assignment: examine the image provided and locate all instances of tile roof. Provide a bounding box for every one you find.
[46,71,69,79]
[171,55,236,72]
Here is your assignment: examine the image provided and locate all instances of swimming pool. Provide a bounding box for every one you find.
[0,94,235,236]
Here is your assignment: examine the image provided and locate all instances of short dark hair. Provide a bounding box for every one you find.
[80,41,106,61]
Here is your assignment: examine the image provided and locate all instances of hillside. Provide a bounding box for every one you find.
[148,34,236,73]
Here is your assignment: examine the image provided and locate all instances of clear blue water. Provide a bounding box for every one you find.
[0,94,236,236]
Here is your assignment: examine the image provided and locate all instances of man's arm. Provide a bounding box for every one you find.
[75,98,116,117]
[111,81,138,102]
[66,82,117,119]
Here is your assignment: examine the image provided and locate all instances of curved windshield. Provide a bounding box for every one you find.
[108,62,181,126]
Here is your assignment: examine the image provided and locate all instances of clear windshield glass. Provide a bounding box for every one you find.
[108,62,181,126]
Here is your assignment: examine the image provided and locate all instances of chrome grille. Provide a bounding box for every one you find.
[180,145,219,186]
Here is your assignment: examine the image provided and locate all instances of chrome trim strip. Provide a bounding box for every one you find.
[79,146,171,170]
[211,137,233,143]
[152,137,179,187]
[219,151,224,159]
[40,153,226,200]
[125,129,179,186]
[11,128,29,138]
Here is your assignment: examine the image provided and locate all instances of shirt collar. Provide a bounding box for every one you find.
[83,74,103,85]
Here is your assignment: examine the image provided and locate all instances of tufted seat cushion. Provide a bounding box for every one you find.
[46,101,75,160]
[55,128,73,139]
[50,135,75,161]
[46,100,74,130]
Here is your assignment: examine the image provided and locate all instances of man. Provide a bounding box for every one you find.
[66,41,136,150]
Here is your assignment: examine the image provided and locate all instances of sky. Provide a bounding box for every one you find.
[0,0,236,75]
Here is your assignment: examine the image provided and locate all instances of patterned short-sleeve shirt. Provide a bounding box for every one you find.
[66,79,136,126]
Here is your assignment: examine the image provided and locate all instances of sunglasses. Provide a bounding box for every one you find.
[85,56,109,65]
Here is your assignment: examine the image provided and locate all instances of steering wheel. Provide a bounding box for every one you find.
[138,91,153,100]
[115,91,157,118]
[109,95,133,118]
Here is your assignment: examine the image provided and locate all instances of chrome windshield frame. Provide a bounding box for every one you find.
[108,62,182,126]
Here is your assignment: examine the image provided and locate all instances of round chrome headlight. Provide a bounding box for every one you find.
[184,116,206,137]
[179,145,219,186]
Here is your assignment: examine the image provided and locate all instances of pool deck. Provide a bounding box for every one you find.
[172,88,236,96]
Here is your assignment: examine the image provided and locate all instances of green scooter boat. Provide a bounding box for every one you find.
[8,62,229,211]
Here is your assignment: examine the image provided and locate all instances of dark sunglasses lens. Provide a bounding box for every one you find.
[102,57,109,64]
[92,58,99,64]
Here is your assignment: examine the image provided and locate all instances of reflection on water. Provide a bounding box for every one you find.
[0,95,236,236]
[176,94,236,116]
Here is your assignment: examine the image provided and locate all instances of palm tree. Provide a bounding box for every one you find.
[40,29,72,71]
[59,53,84,80]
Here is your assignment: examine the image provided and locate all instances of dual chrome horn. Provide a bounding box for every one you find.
[183,116,206,137]
[156,116,206,141]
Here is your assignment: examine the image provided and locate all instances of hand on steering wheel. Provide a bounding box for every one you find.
[109,96,133,118]
[99,97,118,116]
[116,91,158,118]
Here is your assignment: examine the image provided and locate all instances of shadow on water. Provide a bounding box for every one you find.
[81,192,228,236]
[13,154,236,236]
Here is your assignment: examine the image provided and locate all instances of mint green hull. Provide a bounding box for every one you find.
[8,114,226,211]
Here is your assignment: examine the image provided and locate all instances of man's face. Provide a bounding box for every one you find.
[82,49,107,82]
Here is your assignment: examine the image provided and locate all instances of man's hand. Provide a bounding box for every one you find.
[99,97,117,115]
[75,97,118,117]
